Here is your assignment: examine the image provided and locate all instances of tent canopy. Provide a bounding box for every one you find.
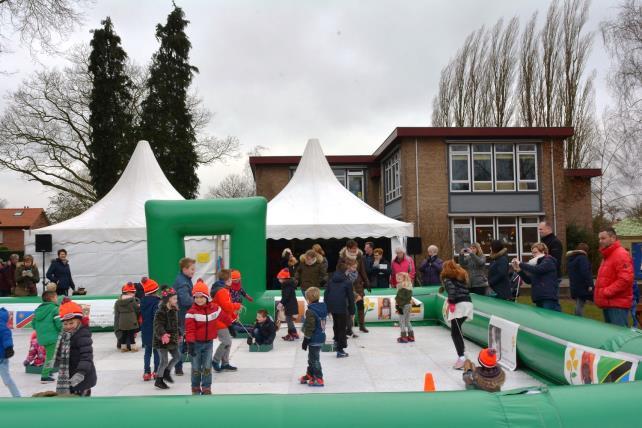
[266,139,413,240]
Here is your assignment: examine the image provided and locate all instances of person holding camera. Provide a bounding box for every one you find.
[459,243,488,296]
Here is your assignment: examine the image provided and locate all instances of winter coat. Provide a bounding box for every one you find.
[279,279,299,316]
[487,249,512,300]
[0,263,17,293]
[390,255,416,287]
[419,256,443,285]
[364,253,376,284]
[567,250,594,300]
[153,303,180,350]
[518,255,559,303]
[0,308,13,359]
[210,281,240,329]
[32,301,62,346]
[443,278,472,304]
[253,317,277,345]
[185,301,229,343]
[174,273,194,311]
[369,257,391,288]
[59,325,97,392]
[302,302,327,346]
[594,241,634,310]
[542,233,563,278]
[323,271,356,315]
[114,296,140,331]
[338,247,371,295]
[140,295,160,347]
[463,365,506,392]
[395,287,413,307]
[15,264,40,296]
[295,253,328,291]
[459,253,488,289]
[46,259,75,293]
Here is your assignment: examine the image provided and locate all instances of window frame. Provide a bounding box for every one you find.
[494,144,516,192]
[517,144,538,192]
[383,150,402,204]
[472,144,494,192]
[449,145,471,193]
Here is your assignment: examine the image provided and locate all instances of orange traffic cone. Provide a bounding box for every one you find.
[423,372,435,392]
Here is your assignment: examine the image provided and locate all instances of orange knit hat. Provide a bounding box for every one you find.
[478,348,498,368]
[141,277,159,295]
[277,268,290,279]
[122,282,136,294]
[231,270,241,282]
[192,279,211,302]
[59,300,84,320]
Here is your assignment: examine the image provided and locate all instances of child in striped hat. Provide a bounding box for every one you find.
[462,348,505,392]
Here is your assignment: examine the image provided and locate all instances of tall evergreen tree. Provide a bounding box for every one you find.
[88,17,135,199]
[138,5,200,198]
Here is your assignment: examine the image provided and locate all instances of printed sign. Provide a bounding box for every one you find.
[1,299,116,329]
[488,315,519,371]
[564,343,639,385]
[196,252,211,264]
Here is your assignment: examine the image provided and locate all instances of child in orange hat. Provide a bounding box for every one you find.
[462,348,505,392]
[277,268,299,341]
[56,299,97,396]
[114,282,141,352]
[140,277,160,381]
[228,270,254,337]
[210,270,241,372]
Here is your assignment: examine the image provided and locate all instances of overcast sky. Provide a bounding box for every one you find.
[0,0,621,208]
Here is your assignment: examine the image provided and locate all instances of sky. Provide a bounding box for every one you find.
[0,0,622,209]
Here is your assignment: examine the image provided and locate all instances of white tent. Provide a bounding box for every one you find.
[25,141,226,295]
[266,139,413,241]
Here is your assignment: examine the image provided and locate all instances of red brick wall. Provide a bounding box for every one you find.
[254,166,292,202]
[563,176,593,232]
[539,139,568,253]
[0,229,26,252]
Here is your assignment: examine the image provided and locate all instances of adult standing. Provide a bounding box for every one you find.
[364,242,375,285]
[338,240,371,333]
[538,221,563,278]
[14,255,40,296]
[566,243,594,317]
[280,248,293,269]
[46,249,75,296]
[173,257,195,376]
[371,248,392,288]
[511,243,560,312]
[459,243,488,295]
[594,227,634,327]
[418,245,443,286]
[295,250,328,291]
[324,260,356,358]
[487,241,512,301]
[0,255,19,297]
[312,244,329,272]
[390,247,416,288]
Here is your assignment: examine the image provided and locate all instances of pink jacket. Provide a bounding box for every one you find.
[390,256,416,288]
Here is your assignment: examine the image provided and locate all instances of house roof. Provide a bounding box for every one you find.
[614,218,642,237]
[0,208,47,229]
[249,155,376,173]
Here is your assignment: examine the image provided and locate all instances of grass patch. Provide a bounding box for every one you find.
[516,296,604,323]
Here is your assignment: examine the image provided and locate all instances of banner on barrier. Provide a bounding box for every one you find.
[564,342,639,385]
[1,299,116,330]
[488,315,519,371]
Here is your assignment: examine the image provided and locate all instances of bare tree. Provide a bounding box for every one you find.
[205,145,267,199]
[518,13,539,126]
[486,17,519,126]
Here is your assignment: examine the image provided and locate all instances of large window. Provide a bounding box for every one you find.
[384,150,401,203]
[292,167,366,200]
[449,143,538,192]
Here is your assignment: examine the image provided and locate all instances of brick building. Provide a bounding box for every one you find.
[250,127,600,263]
[0,208,50,252]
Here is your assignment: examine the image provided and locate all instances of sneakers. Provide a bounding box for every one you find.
[164,369,174,384]
[407,332,415,342]
[359,325,369,333]
[397,333,409,343]
[143,372,153,382]
[336,350,349,358]
[201,387,212,395]
[154,377,169,390]
[175,367,184,376]
[282,334,295,341]
[299,373,312,384]
[453,357,466,370]
[213,361,223,373]
[308,377,325,387]
[191,387,202,395]
[221,364,238,372]
[40,376,55,384]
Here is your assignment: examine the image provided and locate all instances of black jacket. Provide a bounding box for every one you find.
[153,303,179,350]
[518,255,559,303]
[62,325,97,392]
[488,250,513,300]
[443,278,472,304]
[279,279,299,316]
[567,251,593,300]
[542,233,563,278]
[252,317,277,345]
[46,259,75,292]
[324,271,356,315]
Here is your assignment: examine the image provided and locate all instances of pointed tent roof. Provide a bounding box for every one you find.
[266,139,413,239]
[31,140,184,243]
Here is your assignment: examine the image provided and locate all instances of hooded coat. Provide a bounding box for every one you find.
[58,325,97,392]
[459,253,488,289]
[0,308,13,359]
[323,270,356,315]
[210,280,240,329]
[32,301,62,346]
[567,250,594,300]
[295,253,328,291]
[140,295,160,346]
[594,241,634,310]
[153,303,180,350]
[279,278,299,316]
[15,263,40,296]
[338,247,370,295]
[302,301,328,346]
[487,249,512,300]
[114,296,140,331]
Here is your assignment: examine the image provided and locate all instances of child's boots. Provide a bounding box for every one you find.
[163,369,175,384]
[201,387,212,395]
[191,387,201,395]
[397,332,409,343]
[154,377,169,390]
[143,372,153,382]
[407,331,415,342]
[308,377,324,387]
[120,345,130,353]
[299,373,312,384]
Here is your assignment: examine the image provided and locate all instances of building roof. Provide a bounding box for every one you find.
[0,208,47,229]
[249,155,376,173]
[614,218,642,237]
[564,169,602,178]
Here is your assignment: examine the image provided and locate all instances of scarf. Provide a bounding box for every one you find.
[528,254,544,266]
[56,329,74,394]
[346,270,358,283]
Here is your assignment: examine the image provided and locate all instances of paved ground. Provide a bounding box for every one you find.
[1,324,542,397]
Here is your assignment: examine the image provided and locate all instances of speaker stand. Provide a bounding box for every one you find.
[41,251,47,294]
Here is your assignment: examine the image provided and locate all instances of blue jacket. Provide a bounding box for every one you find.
[419,256,443,285]
[323,271,355,315]
[140,295,161,346]
[46,258,75,292]
[567,251,593,300]
[518,255,559,303]
[0,308,13,359]
[303,302,327,346]
[488,250,512,300]
[174,273,194,311]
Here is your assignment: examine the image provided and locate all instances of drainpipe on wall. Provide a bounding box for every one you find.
[550,139,557,235]
[415,138,420,233]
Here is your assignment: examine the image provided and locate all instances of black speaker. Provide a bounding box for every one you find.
[406,237,423,255]
[35,234,52,253]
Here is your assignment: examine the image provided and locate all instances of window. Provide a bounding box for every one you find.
[449,145,470,191]
[474,217,494,254]
[13,211,23,217]
[347,170,364,200]
[0,231,3,243]
[494,144,515,191]
[452,218,472,251]
[519,217,540,262]
[472,144,493,191]
[384,150,401,203]
[517,144,538,190]
[333,169,346,187]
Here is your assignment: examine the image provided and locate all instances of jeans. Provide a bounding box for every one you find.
[575,298,587,317]
[0,359,21,397]
[603,308,629,327]
[143,345,159,374]
[191,341,213,389]
[306,345,323,379]
[331,313,348,351]
[176,308,188,370]
[451,317,467,358]
[535,299,561,312]
[285,315,296,334]
[42,342,57,379]
[631,300,639,328]
[157,348,180,377]
[213,328,232,365]
[399,304,413,334]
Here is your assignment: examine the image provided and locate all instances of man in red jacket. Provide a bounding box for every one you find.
[594,227,634,327]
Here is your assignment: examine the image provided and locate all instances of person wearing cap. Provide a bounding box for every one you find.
[140,277,161,381]
[56,299,97,396]
[228,270,255,336]
[210,269,241,372]
[277,268,299,341]
[32,290,62,383]
[462,348,505,392]
[114,283,141,352]
[185,279,230,395]
[153,287,180,390]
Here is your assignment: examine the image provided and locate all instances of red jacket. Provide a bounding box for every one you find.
[211,282,241,328]
[185,301,231,343]
[594,241,634,310]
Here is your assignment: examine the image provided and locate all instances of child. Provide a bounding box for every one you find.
[229,270,254,336]
[0,307,20,397]
[24,331,46,367]
[32,290,62,383]
[323,260,355,358]
[173,257,196,376]
[153,286,180,390]
[277,268,299,341]
[249,309,277,346]
[299,287,327,387]
[114,282,141,352]
[462,348,505,392]
[185,280,229,395]
[210,271,241,372]
[395,272,414,343]
[56,299,97,396]
[441,260,473,370]
[140,277,161,381]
